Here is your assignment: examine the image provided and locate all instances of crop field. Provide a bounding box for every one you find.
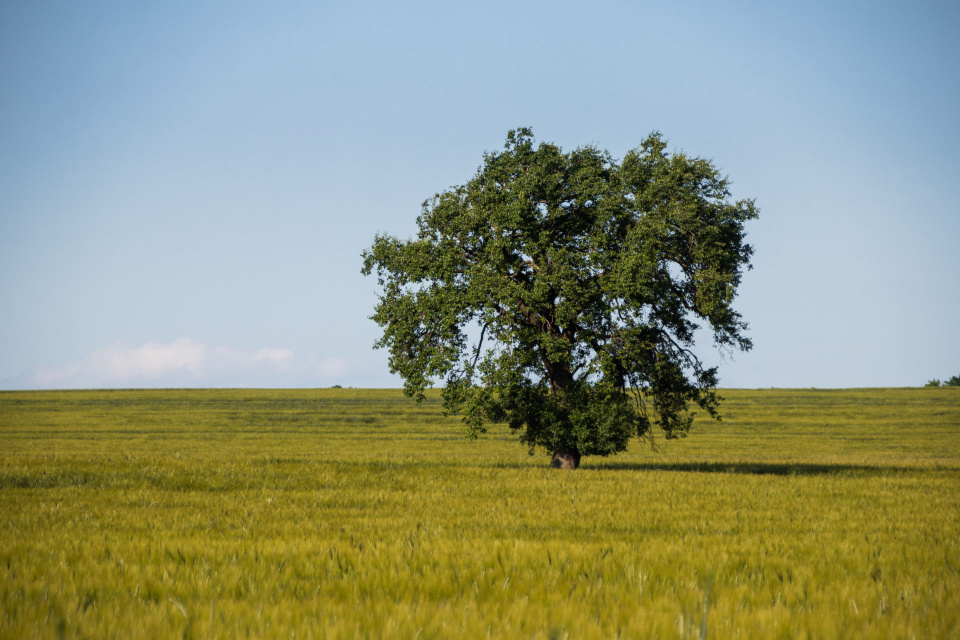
[1,387,959,639]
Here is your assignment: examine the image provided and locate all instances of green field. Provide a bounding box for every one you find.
[2,387,959,638]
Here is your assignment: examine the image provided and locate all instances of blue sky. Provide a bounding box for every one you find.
[1,0,958,390]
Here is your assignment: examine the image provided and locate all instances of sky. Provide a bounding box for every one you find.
[1,0,958,390]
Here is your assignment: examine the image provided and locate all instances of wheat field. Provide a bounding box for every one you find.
[1,387,958,638]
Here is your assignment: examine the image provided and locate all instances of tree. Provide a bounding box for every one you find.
[925,375,959,387]
[362,129,758,468]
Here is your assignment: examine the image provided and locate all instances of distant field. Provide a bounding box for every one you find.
[1,387,958,638]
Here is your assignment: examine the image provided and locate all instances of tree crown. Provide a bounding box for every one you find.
[362,129,757,461]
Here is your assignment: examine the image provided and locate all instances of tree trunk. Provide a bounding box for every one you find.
[550,448,581,469]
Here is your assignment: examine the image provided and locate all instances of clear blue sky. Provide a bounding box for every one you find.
[2,0,958,390]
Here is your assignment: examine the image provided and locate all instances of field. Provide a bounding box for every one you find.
[1,387,959,639]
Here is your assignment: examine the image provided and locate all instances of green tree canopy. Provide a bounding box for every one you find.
[362,129,758,468]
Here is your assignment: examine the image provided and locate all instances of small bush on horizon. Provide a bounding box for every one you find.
[926,373,960,387]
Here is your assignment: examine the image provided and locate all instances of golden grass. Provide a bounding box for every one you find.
[1,387,958,638]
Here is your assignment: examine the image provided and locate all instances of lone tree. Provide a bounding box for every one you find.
[362,129,757,468]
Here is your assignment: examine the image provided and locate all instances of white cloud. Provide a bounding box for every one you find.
[317,357,349,378]
[28,339,347,388]
[253,348,296,369]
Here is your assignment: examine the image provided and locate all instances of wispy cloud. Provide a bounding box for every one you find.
[26,339,348,388]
